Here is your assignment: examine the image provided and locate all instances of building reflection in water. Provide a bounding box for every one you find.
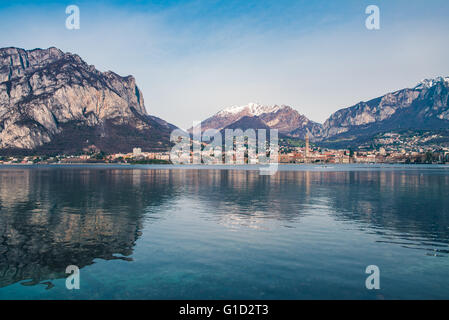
[176,168,449,251]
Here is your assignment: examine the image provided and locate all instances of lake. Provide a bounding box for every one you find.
[0,164,448,299]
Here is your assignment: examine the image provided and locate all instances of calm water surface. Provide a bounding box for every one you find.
[0,164,448,299]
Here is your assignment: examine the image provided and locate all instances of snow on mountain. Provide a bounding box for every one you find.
[414,76,449,90]
[191,103,323,140]
[216,103,282,117]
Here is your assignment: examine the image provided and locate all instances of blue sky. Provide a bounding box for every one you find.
[1,0,449,129]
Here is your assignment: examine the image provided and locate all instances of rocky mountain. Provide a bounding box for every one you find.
[0,47,177,155]
[2,46,447,154]
[191,103,323,140]
[321,76,449,146]
[222,115,271,131]
[193,76,449,149]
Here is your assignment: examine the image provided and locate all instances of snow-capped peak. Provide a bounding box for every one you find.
[217,103,285,117]
[414,76,449,89]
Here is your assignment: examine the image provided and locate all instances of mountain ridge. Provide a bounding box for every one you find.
[190,102,323,140]
[0,46,177,155]
[1,46,448,153]
[193,76,449,147]
[319,76,449,147]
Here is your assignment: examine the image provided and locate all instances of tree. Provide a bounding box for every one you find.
[425,151,433,163]
[95,151,106,160]
[349,149,355,158]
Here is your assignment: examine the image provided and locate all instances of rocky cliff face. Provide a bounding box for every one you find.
[4,46,447,153]
[192,103,323,140]
[321,77,449,141]
[0,47,176,154]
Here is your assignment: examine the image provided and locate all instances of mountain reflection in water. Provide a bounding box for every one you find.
[0,165,448,299]
[0,168,177,288]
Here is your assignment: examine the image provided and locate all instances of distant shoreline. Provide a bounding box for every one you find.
[0,162,447,165]
[1,163,448,168]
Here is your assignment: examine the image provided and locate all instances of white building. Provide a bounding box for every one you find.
[133,148,142,156]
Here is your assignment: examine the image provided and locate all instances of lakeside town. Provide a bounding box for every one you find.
[1,135,449,165]
[277,136,449,164]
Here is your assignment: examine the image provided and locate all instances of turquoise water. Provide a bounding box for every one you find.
[0,164,448,299]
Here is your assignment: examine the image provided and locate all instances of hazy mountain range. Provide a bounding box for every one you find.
[1,46,448,154]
